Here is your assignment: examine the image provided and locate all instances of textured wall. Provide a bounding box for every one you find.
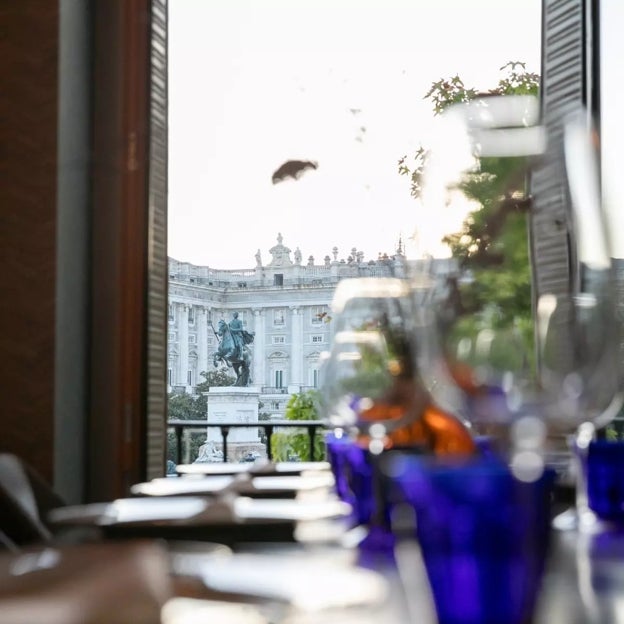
[0,2,60,483]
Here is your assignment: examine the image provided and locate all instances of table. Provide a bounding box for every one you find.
[2,519,624,622]
[173,525,624,624]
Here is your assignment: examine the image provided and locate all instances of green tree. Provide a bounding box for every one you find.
[398,62,539,199]
[167,392,204,420]
[166,368,235,464]
[196,368,237,392]
[270,389,326,461]
[284,389,322,421]
[399,62,540,370]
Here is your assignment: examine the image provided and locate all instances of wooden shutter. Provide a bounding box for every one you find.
[530,0,589,366]
[145,0,169,480]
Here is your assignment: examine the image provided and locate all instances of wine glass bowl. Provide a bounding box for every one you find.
[411,94,547,455]
[318,277,422,549]
[535,112,624,529]
[320,276,476,455]
[538,111,623,436]
[319,277,422,444]
[413,94,623,527]
[319,276,477,551]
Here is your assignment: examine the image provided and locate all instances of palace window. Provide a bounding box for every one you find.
[311,335,323,343]
[273,309,285,326]
[311,306,325,325]
[275,370,283,388]
[273,335,285,344]
[311,369,319,388]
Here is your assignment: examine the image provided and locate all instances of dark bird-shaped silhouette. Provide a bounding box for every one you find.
[271,160,318,184]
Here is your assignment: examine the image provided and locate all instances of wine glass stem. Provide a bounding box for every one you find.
[572,424,596,529]
[572,437,589,514]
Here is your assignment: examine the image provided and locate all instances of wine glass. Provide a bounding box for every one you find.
[410,94,551,476]
[537,111,623,531]
[413,94,623,525]
[320,277,423,444]
[319,276,477,550]
[318,277,419,549]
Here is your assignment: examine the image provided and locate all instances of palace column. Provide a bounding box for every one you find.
[253,308,265,387]
[197,306,208,381]
[290,306,303,386]
[177,303,189,388]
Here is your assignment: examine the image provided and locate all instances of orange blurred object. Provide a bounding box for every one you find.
[388,403,476,456]
[357,375,476,457]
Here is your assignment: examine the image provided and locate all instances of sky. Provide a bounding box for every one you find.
[168,0,542,269]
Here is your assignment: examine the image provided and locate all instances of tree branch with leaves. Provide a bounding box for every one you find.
[399,61,540,371]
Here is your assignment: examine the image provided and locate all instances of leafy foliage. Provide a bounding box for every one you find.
[495,61,540,96]
[424,74,479,116]
[399,62,540,370]
[167,391,204,421]
[398,62,539,201]
[196,368,237,392]
[270,389,326,461]
[285,389,322,421]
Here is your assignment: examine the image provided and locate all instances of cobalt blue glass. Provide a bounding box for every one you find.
[324,432,373,527]
[474,435,498,459]
[390,455,555,624]
[324,432,396,552]
[587,439,624,523]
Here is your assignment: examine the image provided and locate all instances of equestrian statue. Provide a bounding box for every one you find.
[211,312,255,387]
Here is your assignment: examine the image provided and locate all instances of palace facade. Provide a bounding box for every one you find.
[167,234,414,417]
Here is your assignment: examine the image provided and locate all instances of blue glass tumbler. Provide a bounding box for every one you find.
[325,432,373,527]
[587,439,624,524]
[390,456,555,624]
[325,432,397,552]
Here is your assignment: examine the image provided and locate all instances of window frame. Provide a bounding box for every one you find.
[87,0,168,500]
[273,309,285,326]
[311,306,325,325]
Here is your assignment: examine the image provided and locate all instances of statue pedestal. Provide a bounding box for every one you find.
[199,386,265,462]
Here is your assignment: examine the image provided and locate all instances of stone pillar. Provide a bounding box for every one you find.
[197,306,208,382]
[177,303,189,388]
[253,308,265,388]
[290,306,303,386]
[198,387,266,462]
